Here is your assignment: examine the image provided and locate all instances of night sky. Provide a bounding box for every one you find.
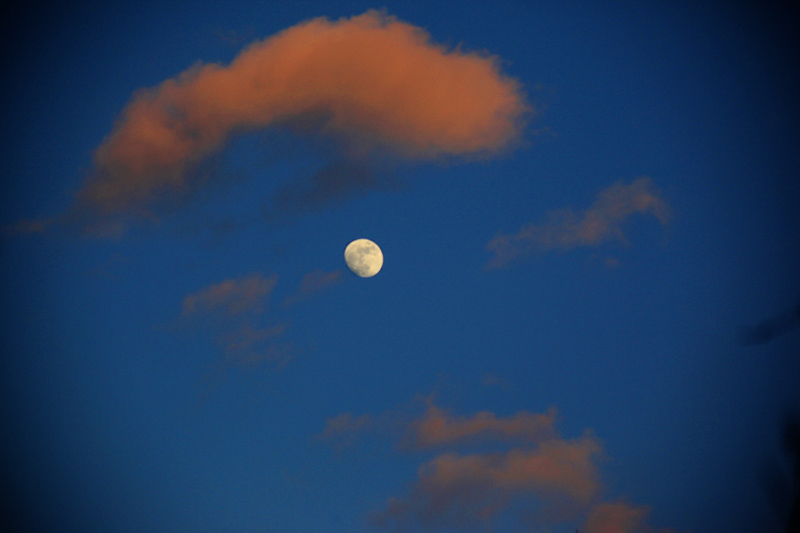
[2,1,799,531]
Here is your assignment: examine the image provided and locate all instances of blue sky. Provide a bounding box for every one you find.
[2,1,799,531]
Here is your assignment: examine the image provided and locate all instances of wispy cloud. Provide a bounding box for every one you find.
[222,322,287,355]
[321,412,375,437]
[283,269,343,306]
[319,412,376,450]
[55,10,526,234]
[486,177,670,268]
[178,268,344,373]
[582,500,678,533]
[182,273,277,317]
[321,398,676,531]
[179,273,291,370]
[270,160,399,218]
[2,217,54,237]
[480,373,510,389]
[404,399,557,449]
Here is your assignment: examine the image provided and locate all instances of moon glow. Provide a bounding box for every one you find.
[344,239,383,278]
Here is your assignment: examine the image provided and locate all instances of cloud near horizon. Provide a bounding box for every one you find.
[581,500,676,533]
[372,436,604,530]
[321,399,675,530]
[486,177,670,268]
[62,10,527,233]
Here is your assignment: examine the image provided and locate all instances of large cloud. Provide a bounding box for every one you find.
[486,177,670,268]
[70,10,527,231]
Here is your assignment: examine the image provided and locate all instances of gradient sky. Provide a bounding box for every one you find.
[2,1,799,531]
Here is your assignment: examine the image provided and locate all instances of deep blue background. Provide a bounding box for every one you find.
[2,0,799,531]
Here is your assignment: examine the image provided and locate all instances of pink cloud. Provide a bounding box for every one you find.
[321,400,603,528]
[405,400,557,449]
[582,500,681,533]
[71,10,527,230]
[321,399,678,531]
[373,435,603,529]
[178,273,292,371]
[583,501,649,533]
[487,177,670,268]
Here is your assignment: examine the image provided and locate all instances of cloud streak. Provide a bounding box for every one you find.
[68,10,527,232]
[178,268,345,373]
[486,177,670,268]
[319,412,376,450]
[181,273,277,317]
[282,269,343,306]
[179,273,293,371]
[404,400,557,449]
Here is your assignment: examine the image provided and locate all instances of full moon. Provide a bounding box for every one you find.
[344,239,383,278]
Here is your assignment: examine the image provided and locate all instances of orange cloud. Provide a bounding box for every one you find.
[322,399,678,531]
[583,501,648,533]
[373,435,603,529]
[321,400,602,528]
[486,177,670,268]
[74,10,527,228]
[581,500,681,533]
[181,273,277,317]
[422,437,602,502]
[405,400,557,449]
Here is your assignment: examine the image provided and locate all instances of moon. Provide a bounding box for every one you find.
[344,239,383,278]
